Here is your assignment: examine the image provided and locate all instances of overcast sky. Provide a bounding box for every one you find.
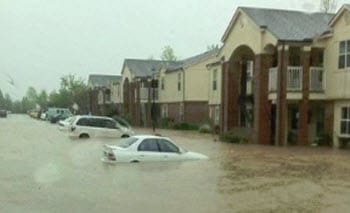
[0,0,348,99]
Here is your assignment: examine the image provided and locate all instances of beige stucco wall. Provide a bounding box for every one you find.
[184,55,217,102]
[208,63,222,105]
[324,10,350,99]
[159,69,183,103]
[111,83,122,104]
[220,10,277,60]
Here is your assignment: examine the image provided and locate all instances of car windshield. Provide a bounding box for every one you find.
[65,116,76,124]
[116,137,138,148]
[113,116,130,128]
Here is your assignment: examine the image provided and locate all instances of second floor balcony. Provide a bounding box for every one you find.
[140,87,159,101]
[268,66,325,93]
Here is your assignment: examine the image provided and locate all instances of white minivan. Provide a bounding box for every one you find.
[69,116,134,139]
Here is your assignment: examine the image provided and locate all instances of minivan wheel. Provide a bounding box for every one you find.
[79,134,90,139]
[121,134,129,138]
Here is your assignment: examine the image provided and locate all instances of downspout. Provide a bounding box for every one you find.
[182,68,185,122]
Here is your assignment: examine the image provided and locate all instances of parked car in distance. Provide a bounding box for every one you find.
[58,116,76,131]
[0,110,7,118]
[40,111,47,120]
[50,113,71,124]
[69,115,134,139]
[46,107,72,122]
[101,135,208,163]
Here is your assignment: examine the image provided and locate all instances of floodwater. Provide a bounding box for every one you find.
[2,115,350,212]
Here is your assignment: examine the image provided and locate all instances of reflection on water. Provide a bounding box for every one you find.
[2,115,350,212]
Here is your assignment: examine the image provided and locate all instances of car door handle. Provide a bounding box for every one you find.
[139,155,145,157]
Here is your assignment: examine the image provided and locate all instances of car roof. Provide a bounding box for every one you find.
[131,135,171,140]
[76,115,113,119]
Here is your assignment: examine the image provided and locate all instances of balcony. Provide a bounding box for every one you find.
[268,67,278,92]
[310,67,325,92]
[269,66,325,93]
[286,66,302,91]
[140,88,159,100]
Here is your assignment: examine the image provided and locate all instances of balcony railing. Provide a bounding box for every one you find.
[310,67,324,92]
[140,88,159,100]
[269,66,325,93]
[269,67,278,92]
[287,66,303,91]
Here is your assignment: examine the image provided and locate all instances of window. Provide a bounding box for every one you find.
[341,107,350,135]
[215,106,220,125]
[105,89,111,102]
[161,77,165,90]
[77,118,89,126]
[212,69,217,91]
[177,72,181,91]
[138,139,160,152]
[162,104,168,118]
[339,40,350,69]
[104,119,117,129]
[158,139,179,153]
[179,103,184,120]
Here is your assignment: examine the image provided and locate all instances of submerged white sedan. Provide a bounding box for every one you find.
[101,135,208,163]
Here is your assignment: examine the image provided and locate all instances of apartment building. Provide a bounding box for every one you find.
[88,74,121,116]
[217,4,350,147]
[120,49,218,127]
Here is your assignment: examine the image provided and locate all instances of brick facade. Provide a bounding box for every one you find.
[297,49,311,145]
[254,54,273,145]
[275,46,289,146]
[184,102,209,124]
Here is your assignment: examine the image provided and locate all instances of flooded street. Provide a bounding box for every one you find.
[2,115,350,212]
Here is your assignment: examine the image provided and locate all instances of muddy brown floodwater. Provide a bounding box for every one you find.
[2,115,350,212]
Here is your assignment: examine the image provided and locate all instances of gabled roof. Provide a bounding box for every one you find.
[329,4,350,27]
[123,49,219,76]
[222,7,334,42]
[166,48,219,72]
[123,59,181,78]
[88,74,121,88]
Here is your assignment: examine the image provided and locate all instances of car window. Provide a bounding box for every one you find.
[76,118,89,126]
[89,118,104,128]
[138,139,160,152]
[158,139,180,153]
[116,137,138,148]
[104,119,117,129]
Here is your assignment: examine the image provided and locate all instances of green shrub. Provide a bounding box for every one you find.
[198,124,212,134]
[219,128,250,144]
[159,117,174,129]
[314,133,333,147]
[173,123,199,131]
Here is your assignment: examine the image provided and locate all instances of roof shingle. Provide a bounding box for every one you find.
[88,75,121,88]
[240,7,334,41]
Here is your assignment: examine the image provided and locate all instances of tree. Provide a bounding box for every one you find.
[207,44,219,51]
[320,0,337,13]
[37,90,48,109]
[47,75,89,113]
[160,45,177,61]
[26,86,38,109]
[3,93,12,110]
[0,89,4,108]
